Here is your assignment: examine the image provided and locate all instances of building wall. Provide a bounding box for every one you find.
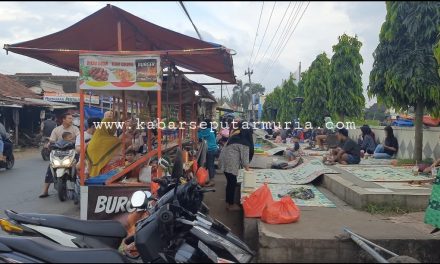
[349,126,440,160]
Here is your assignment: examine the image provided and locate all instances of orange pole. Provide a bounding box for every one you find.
[157,88,162,177]
[178,76,182,148]
[147,103,152,152]
[79,90,85,186]
[121,92,127,157]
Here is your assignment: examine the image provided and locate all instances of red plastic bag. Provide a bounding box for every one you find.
[261,196,300,224]
[243,183,274,218]
[196,167,208,186]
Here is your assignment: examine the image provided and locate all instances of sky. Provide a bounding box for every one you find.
[0,1,387,106]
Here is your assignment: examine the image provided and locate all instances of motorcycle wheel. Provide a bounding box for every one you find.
[57,179,67,202]
[41,148,50,161]
[6,155,14,170]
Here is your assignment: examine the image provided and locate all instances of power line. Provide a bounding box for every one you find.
[253,2,292,73]
[260,2,303,77]
[178,1,203,40]
[257,2,299,75]
[262,2,310,83]
[262,2,309,83]
[248,2,265,68]
[250,1,276,70]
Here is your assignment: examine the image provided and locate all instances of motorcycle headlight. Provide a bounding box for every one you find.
[194,226,253,263]
[62,159,71,166]
[53,160,61,166]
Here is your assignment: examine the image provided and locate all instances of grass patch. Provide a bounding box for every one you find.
[363,203,410,216]
[396,158,433,166]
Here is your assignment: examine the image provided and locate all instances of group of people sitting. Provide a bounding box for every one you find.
[39,111,158,198]
[323,125,399,165]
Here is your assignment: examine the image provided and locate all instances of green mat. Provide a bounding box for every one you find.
[238,159,338,185]
[265,146,287,156]
[337,158,393,166]
[425,170,440,229]
[341,166,433,182]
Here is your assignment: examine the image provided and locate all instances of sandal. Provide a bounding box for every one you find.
[39,193,49,198]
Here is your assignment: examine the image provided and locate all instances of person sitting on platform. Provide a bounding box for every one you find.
[285,136,301,161]
[325,128,360,165]
[373,126,398,159]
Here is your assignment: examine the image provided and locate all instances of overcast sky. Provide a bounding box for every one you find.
[0,1,387,106]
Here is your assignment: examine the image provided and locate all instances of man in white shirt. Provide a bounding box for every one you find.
[39,113,80,198]
[49,113,80,143]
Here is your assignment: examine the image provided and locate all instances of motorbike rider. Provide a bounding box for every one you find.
[41,113,57,139]
[0,121,12,162]
[39,113,80,198]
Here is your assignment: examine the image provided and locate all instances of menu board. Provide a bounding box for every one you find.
[79,53,161,91]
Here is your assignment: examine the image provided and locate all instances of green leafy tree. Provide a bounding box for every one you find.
[300,53,332,126]
[277,73,300,123]
[329,33,365,121]
[368,2,440,161]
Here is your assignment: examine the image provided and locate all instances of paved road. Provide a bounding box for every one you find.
[0,154,78,235]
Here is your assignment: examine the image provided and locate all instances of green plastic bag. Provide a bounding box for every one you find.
[424,169,440,229]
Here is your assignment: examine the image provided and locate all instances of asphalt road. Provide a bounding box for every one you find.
[0,153,78,235]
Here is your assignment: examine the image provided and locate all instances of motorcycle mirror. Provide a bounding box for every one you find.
[171,148,183,180]
[130,191,150,208]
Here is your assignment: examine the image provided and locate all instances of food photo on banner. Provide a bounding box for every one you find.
[79,53,162,91]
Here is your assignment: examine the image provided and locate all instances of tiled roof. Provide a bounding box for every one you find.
[0,73,40,99]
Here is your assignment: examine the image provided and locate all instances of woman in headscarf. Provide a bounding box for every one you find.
[219,118,254,211]
[86,111,135,178]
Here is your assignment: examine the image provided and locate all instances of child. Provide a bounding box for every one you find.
[121,148,141,183]
[285,136,301,161]
[59,132,74,145]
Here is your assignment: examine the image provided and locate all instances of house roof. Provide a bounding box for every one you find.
[8,74,78,93]
[0,74,40,99]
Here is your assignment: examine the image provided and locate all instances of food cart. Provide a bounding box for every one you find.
[4,4,236,224]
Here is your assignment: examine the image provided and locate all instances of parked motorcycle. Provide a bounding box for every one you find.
[40,137,50,161]
[0,148,254,263]
[0,138,14,170]
[49,141,78,202]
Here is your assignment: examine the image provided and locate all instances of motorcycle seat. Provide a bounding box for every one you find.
[0,236,127,263]
[5,210,127,238]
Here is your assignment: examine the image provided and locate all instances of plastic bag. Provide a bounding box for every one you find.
[261,196,300,224]
[196,167,208,186]
[243,183,274,218]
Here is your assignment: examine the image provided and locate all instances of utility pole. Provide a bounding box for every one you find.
[298,61,301,81]
[245,67,253,120]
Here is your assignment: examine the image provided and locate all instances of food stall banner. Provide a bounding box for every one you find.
[79,53,161,91]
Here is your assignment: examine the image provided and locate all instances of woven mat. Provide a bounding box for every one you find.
[336,158,394,167]
[341,166,433,182]
[238,159,338,184]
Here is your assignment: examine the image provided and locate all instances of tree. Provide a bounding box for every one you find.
[231,80,265,112]
[368,2,440,161]
[329,33,365,121]
[262,73,301,123]
[300,53,332,126]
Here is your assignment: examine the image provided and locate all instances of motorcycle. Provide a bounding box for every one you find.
[0,149,254,263]
[0,154,208,251]
[49,141,78,202]
[0,138,14,170]
[40,137,50,161]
